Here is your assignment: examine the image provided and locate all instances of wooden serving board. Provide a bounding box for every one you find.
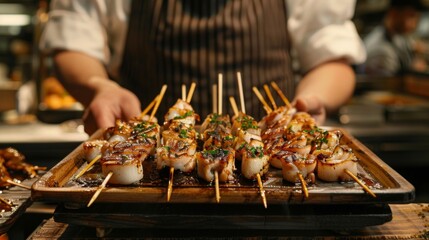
[31,128,415,206]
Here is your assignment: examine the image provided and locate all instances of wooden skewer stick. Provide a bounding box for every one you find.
[345,169,376,198]
[0,197,12,207]
[149,85,168,121]
[186,82,196,103]
[140,95,158,118]
[236,72,246,114]
[263,84,277,110]
[270,81,291,109]
[167,166,175,202]
[229,97,239,117]
[32,166,47,171]
[252,87,272,113]
[182,84,187,101]
[297,173,309,198]
[214,171,220,203]
[256,173,267,208]
[74,155,101,180]
[218,74,223,115]
[212,84,218,114]
[87,171,113,207]
[214,75,224,202]
[236,79,267,208]
[6,179,31,190]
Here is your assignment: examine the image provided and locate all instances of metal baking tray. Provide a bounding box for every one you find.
[31,128,415,206]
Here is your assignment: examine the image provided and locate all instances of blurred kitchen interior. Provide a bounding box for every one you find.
[0,0,428,200]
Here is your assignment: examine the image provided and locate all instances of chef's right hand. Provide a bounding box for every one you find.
[82,80,141,135]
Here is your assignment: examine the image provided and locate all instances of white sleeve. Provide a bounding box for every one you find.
[39,0,110,65]
[287,0,366,73]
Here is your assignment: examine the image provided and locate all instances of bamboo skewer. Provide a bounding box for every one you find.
[263,84,277,110]
[74,155,101,180]
[297,173,309,198]
[256,173,267,208]
[218,74,223,115]
[236,76,268,208]
[87,171,113,207]
[149,85,168,122]
[182,84,187,101]
[212,84,218,114]
[229,97,239,117]
[167,166,174,202]
[345,169,376,198]
[186,82,196,103]
[167,83,197,202]
[0,197,12,207]
[252,87,272,114]
[212,74,224,202]
[214,171,220,203]
[231,94,267,206]
[270,81,291,109]
[140,95,158,118]
[6,179,31,190]
[32,166,47,171]
[254,85,309,200]
[236,72,246,114]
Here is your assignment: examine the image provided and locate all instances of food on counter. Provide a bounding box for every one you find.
[42,77,79,110]
[0,147,45,181]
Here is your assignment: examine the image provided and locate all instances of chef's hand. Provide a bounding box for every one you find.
[82,81,141,135]
[292,95,326,125]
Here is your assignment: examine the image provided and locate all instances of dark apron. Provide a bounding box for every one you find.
[120,0,294,120]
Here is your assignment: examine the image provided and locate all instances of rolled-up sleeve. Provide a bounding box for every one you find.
[39,0,109,65]
[287,0,366,73]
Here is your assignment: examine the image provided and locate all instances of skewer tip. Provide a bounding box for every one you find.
[256,173,267,208]
[214,171,220,203]
[167,167,174,202]
[345,169,376,198]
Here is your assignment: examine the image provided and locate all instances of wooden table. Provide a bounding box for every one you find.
[27,203,429,239]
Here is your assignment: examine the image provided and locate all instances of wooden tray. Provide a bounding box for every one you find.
[31,128,415,206]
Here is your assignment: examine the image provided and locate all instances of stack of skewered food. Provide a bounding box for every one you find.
[156,83,199,201]
[197,113,236,184]
[0,147,46,210]
[83,116,161,185]
[0,147,45,189]
[255,83,375,198]
[82,86,167,207]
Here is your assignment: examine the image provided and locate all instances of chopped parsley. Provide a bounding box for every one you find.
[174,110,194,119]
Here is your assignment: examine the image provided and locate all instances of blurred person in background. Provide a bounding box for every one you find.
[40,0,366,134]
[364,0,428,75]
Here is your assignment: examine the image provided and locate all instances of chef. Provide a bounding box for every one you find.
[40,0,366,134]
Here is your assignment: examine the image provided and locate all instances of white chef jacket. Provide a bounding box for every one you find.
[40,0,366,79]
